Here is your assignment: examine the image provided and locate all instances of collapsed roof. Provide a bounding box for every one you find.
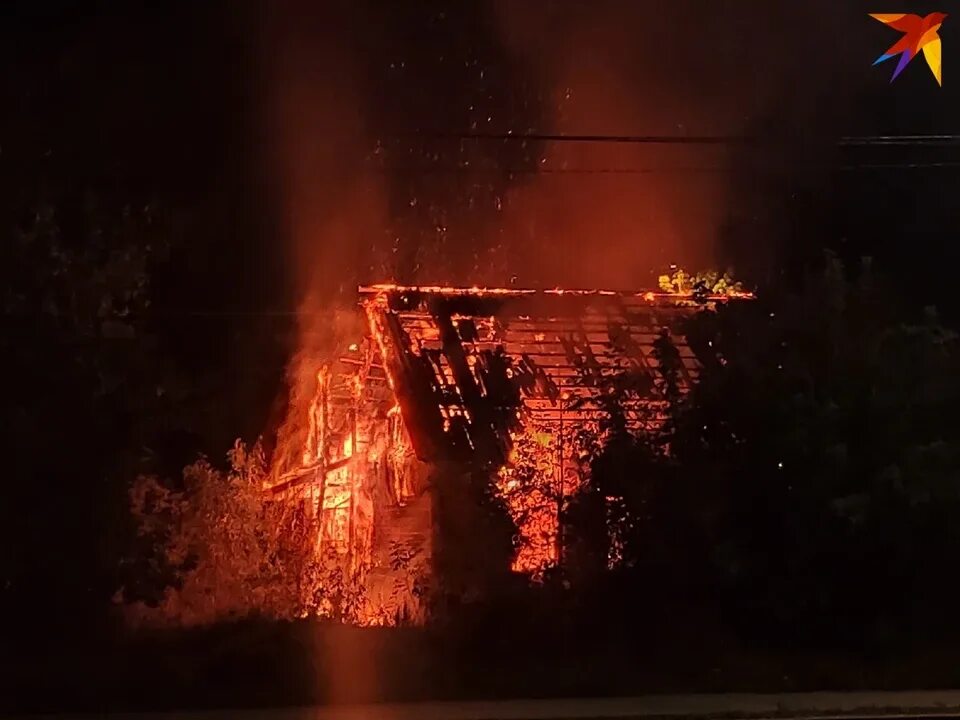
[262,283,751,589]
[361,284,744,468]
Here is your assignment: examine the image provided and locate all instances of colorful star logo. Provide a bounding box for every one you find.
[870,12,946,85]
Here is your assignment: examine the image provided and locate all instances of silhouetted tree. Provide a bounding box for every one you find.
[0,195,176,632]
[672,256,960,646]
[563,257,960,649]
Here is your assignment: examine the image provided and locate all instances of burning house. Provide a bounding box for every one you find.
[265,283,749,621]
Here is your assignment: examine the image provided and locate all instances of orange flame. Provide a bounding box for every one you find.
[262,281,752,620]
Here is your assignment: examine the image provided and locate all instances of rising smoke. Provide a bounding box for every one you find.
[261,0,875,299]
[492,0,875,287]
[255,0,875,466]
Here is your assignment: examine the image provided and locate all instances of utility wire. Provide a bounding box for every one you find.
[840,134,960,145]
[369,162,960,175]
[392,131,960,146]
[398,132,746,145]
[379,166,728,175]
[840,161,960,170]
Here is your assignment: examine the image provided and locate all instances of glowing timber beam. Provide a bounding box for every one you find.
[264,455,354,497]
[359,283,754,301]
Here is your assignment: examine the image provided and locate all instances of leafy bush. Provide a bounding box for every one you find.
[122,441,366,625]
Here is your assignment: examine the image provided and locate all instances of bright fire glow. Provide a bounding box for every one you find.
[261,281,748,622]
[360,283,753,301]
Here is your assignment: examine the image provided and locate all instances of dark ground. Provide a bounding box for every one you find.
[8,614,960,716]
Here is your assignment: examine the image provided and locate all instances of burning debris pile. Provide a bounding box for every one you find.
[126,279,748,626]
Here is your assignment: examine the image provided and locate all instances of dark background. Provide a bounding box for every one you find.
[2,0,960,708]
[3,1,959,302]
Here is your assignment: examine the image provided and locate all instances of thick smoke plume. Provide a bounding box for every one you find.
[258,1,386,471]
[259,0,880,300]
[255,0,880,469]
[493,1,728,287]
[491,0,875,287]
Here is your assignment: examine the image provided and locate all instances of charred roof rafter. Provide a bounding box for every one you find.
[358,284,752,464]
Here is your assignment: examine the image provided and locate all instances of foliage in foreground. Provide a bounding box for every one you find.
[122,442,365,626]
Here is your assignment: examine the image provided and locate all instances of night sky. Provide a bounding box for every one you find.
[4,1,959,304]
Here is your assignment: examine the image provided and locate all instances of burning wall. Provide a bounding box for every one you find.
[264,335,429,624]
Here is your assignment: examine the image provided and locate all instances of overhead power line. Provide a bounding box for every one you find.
[393,131,960,147]
[840,134,960,145]
[372,162,960,175]
[840,161,960,170]
[402,132,746,145]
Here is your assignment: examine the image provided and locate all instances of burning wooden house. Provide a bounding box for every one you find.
[265,283,749,619]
